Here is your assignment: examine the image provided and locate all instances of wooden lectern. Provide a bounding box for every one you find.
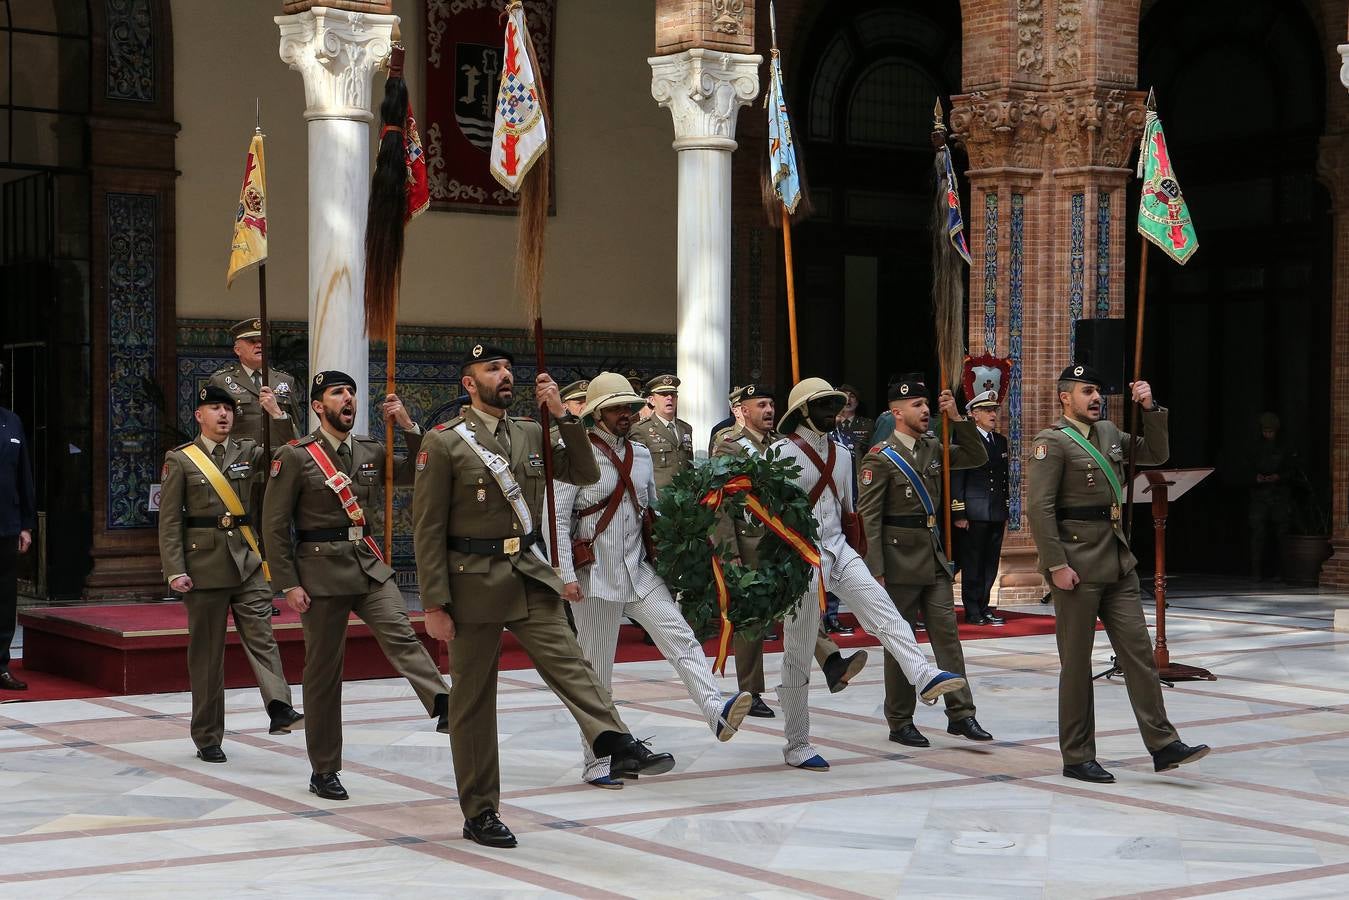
[1136,467,1216,682]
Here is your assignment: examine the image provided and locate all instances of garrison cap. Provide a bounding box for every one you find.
[1057,363,1103,387]
[230,318,263,341]
[310,370,357,401]
[887,373,929,403]
[645,374,680,395]
[197,385,237,407]
[461,343,514,369]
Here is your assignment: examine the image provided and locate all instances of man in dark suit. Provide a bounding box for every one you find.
[0,394,36,691]
[952,390,1009,626]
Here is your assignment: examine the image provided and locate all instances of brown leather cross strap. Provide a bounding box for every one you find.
[576,433,642,541]
[787,432,839,506]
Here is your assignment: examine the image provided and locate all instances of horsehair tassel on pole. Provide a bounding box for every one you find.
[930,102,964,557]
[1124,241,1150,536]
[535,318,560,567]
[364,43,408,342]
[940,360,953,558]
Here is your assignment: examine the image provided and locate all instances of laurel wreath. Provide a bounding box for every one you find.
[652,450,819,642]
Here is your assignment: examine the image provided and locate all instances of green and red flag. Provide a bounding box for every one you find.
[1136,100,1198,264]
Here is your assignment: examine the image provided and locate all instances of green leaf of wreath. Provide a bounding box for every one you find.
[653,449,819,642]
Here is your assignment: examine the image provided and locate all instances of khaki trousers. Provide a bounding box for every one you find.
[1051,571,1179,765]
[182,572,291,749]
[882,575,975,729]
[449,579,628,820]
[733,622,839,696]
[301,577,448,773]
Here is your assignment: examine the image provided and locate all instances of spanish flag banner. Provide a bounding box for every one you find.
[226,132,268,287]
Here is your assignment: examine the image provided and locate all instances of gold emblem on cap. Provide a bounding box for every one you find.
[990,391,999,402]
[316,373,325,385]
[252,319,261,330]
[1073,365,1084,377]
[472,344,484,358]
[900,384,910,396]
[199,388,207,400]
[662,375,673,386]
[745,385,756,397]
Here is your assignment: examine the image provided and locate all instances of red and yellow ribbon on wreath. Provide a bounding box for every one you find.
[699,475,827,674]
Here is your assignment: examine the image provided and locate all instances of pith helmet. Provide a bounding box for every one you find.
[581,372,648,424]
[779,377,847,434]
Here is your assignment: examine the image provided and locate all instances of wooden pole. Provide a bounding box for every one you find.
[534,318,559,567]
[1124,242,1149,535]
[781,209,801,384]
[257,262,272,468]
[939,359,953,558]
[383,292,397,560]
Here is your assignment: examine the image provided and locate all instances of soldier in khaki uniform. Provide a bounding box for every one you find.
[262,371,450,803]
[158,386,301,764]
[559,379,590,418]
[413,345,677,849]
[208,318,304,447]
[1027,363,1209,783]
[629,374,693,493]
[713,384,867,719]
[858,375,993,747]
[707,385,744,454]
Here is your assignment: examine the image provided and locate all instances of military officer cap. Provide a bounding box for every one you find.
[197,385,237,408]
[560,379,590,403]
[739,383,776,402]
[230,318,264,341]
[1058,363,1103,387]
[462,343,514,369]
[310,370,357,401]
[645,374,680,396]
[887,373,929,402]
[965,389,1000,414]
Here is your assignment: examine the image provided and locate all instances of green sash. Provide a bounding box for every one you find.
[1059,425,1124,508]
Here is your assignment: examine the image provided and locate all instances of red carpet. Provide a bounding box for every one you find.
[12,604,1068,703]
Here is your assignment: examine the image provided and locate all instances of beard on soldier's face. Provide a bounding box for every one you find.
[323,404,353,433]
[474,374,512,410]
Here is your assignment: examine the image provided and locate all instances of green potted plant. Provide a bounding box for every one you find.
[1279,471,1334,586]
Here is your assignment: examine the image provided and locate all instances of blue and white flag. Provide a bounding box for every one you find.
[766,4,801,215]
[941,148,972,266]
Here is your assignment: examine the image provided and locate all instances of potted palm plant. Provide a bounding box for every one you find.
[1279,471,1334,586]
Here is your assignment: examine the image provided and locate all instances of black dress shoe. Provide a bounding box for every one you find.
[609,735,676,779]
[1151,740,1211,772]
[747,695,775,718]
[0,670,28,691]
[822,649,869,693]
[271,605,282,617]
[196,745,227,764]
[309,771,349,800]
[1063,760,1115,783]
[824,615,855,635]
[888,724,930,747]
[985,614,1005,626]
[947,716,994,741]
[267,702,304,735]
[463,809,518,848]
[434,693,450,735]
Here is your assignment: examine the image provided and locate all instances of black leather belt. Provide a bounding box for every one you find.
[884,514,935,529]
[186,514,250,529]
[1056,506,1119,522]
[298,525,371,541]
[448,532,540,556]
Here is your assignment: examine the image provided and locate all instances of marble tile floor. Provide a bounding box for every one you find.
[1,588,1347,899]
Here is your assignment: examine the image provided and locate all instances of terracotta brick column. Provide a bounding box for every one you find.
[1321,9,1349,586]
[951,1,1145,603]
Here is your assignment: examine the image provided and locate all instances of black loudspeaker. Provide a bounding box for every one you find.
[1073,318,1127,394]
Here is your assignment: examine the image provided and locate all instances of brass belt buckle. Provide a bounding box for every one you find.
[1110,504,1121,522]
[926,515,936,528]
[217,514,234,529]
[347,526,364,542]
[502,537,521,555]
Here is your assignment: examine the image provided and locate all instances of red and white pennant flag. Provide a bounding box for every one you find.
[490,2,548,192]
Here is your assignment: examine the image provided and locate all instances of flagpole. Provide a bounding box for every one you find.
[930,101,961,559]
[534,319,559,567]
[782,210,801,383]
[384,305,397,559]
[253,105,273,471]
[1124,241,1148,536]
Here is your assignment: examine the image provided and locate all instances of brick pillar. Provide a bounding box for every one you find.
[1319,131,1349,586]
[951,1,1145,603]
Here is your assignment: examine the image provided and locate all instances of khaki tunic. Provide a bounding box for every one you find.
[207,361,304,447]
[630,415,693,493]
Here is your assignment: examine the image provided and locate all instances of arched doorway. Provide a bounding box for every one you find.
[789,0,963,416]
[1135,0,1331,574]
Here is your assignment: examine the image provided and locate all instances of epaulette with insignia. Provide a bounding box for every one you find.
[292,435,317,446]
[353,433,380,443]
[869,443,886,454]
[433,415,464,432]
[172,441,192,451]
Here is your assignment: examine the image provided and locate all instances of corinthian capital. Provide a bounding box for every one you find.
[649,48,762,151]
[276,6,397,122]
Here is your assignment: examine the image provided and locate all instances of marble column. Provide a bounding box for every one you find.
[650,49,760,455]
[276,6,395,434]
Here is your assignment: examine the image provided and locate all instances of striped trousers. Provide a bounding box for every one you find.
[572,581,727,781]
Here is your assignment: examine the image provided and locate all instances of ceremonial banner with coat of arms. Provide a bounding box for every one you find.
[423,0,556,214]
